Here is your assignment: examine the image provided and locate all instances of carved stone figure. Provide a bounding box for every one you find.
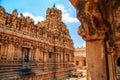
[26,17,35,33]
[19,13,26,31]
[16,18,21,30]
[0,6,74,80]
[6,13,12,27]
[11,9,18,29]
[0,6,6,25]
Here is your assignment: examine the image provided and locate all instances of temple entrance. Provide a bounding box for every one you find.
[20,47,34,76]
[22,47,30,63]
[48,52,52,62]
[117,57,120,80]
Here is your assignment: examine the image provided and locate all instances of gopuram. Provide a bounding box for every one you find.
[70,0,120,80]
[0,5,74,80]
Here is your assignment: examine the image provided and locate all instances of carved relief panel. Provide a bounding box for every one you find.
[114,4,120,39]
[1,36,9,60]
[0,6,6,25]
[0,35,2,61]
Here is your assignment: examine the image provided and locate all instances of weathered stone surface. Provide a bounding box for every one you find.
[0,6,74,80]
[70,0,120,80]
[74,47,86,69]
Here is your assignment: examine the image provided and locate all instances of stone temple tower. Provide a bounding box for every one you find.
[0,5,74,80]
[46,5,62,21]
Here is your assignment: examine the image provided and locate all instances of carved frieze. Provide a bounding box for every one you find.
[114,3,120,39]
[20,13,26,30]
[31,42,37,49]
[6,13,12,27]
[11,9,18,29]
[1,55,7,60]
[0,6,6,26]
[0,35,2,45]
[3,36,9,44]
[0,5,74,80]
[0,5,74,48]
[15,39,20,48]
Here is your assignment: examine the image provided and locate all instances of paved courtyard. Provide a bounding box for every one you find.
[66,69,86,80]
[69,76,86,80]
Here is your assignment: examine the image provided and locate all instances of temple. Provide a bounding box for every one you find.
[0,6,74,80]
[74,47,86,69]
[70,0,120,80]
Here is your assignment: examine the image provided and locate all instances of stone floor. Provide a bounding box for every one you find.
[69,77,86,80]
[66,76,86,80]
[66,69,86,80]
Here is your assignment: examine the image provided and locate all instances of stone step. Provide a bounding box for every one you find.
[0,66,20,70]
[0,69,19,73]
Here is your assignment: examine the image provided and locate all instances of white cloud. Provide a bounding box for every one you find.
[56,4,67,13]
[22,12,44,24]
[80,42,86,47]
[21,5,79,23]
[56,4,79,23]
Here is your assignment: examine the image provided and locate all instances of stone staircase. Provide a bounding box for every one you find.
[0,64,22,79]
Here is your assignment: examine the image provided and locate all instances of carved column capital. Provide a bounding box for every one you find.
[78,26,107,41]
[71,0,109,41]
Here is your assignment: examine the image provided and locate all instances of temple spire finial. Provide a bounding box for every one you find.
[53,3,55,8]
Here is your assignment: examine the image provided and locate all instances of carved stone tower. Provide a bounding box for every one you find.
[46,5,62,21]
[0,5,74,80]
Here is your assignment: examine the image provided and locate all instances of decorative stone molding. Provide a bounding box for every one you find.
[70,0,111,41]
[0,5,74,80]
[4,36,9,44]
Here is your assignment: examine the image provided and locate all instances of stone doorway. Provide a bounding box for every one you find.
[20,47,35,76]
[48,52,52,62]
[22,47,30,63]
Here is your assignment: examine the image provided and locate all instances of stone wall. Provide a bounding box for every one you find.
[0,6,75,80]
[70,0,120,80]
[74,47,86,69]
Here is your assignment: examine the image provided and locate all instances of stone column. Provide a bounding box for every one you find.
[69,0,112,80]
[86,39,107,80]
[80,30,108,80]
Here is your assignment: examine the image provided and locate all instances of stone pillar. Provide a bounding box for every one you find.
[69,0,113,80]
[86,40,107,80]
[107,53,115,80]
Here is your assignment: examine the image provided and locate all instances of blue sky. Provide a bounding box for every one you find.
[0,0,85,47]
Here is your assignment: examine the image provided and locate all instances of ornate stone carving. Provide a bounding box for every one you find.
[3,36,9,44]
[31,42,36,49]
[1,55,7,60]
[13,55,18,60]
[15,39,20,48]
[113,1,120,39]
[70,0,119,80]
[6,13,12,27]
[75,1,110,41]
[0,35,2,44]
[0,6,6,25]
[26,16,35,33]
[0,6,74,80]
[19,13,26,30]
[106,40,114,53]
[11,9,18,29]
